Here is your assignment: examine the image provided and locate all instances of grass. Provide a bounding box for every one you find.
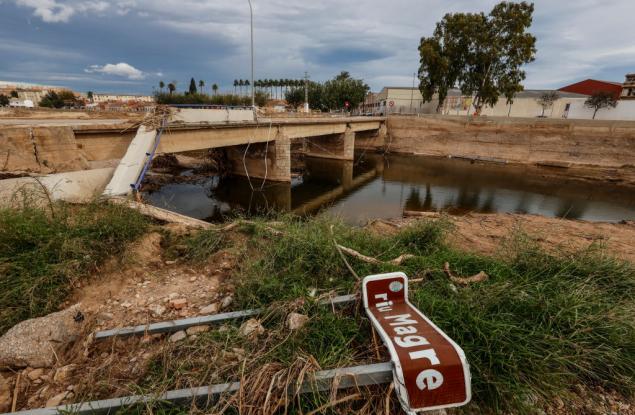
[0,201,149,334]
[225,215,634,413]
[3,204,633,414]
[162,228,227,263]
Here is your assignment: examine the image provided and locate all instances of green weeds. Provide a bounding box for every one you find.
[0,202,149,334]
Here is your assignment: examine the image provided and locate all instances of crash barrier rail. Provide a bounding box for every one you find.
[8,274,471,414]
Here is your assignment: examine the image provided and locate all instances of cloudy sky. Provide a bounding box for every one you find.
[1,0,634,94]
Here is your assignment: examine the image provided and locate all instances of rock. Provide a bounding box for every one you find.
[121,302,132,309]
[286,313,309,331]
[239,319,264,338]
[45,391,69,408]
[169,331,187,343]
[165,260,177,265]
[199,303,219,315]
[220,296,233,310]
[169,298,188,310]
[0,304,84,368]
[96,312,114,323]
[27,368,45,381]
[53,364,76,383]
[185,326,209,336]
[149,304,166,317]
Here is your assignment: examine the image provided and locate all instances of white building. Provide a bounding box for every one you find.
[9,99,34,108]
[363,87,598,119]
[92,93,154,103]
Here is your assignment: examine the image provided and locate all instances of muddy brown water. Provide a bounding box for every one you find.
[143,154,635,224]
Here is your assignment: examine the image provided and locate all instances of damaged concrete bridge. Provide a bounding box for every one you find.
[0,110,386,203]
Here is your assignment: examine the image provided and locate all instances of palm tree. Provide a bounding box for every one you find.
[244,80,250,99]
[159,81,165,93]
[279,79,285,98]
[199,80,205,94]
[233,79,238,95]
[238,79,244,96]
[212,83,218,96]
[168,82,176,95]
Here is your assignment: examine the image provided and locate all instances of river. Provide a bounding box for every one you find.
[143,154,635,224]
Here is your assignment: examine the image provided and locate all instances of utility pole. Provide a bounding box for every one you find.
[410,72,416,113]
[248,0,255,108]
[304,71,309,113]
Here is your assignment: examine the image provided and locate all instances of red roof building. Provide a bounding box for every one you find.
[559,79,623,99]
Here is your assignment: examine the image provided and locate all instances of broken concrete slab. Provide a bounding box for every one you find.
[0,305,85,369]
[102,125,157,197]
[0,168,114,208]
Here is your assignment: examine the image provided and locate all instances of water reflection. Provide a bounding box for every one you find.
[143,154,635,224]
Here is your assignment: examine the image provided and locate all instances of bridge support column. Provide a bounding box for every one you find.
[304,126,355,160]
[226,131,291,182]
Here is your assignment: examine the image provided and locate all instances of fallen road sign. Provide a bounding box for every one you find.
[363,272,471,413]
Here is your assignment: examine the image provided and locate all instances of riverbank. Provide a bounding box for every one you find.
[356,115,635,187]
[0,202,633,414]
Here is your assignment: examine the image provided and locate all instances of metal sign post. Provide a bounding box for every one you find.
[363,272,471,413]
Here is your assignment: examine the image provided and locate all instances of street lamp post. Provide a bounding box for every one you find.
[248,0,255,108]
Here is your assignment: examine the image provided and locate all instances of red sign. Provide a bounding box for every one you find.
[389,100,395,107]
[363,272,471,412]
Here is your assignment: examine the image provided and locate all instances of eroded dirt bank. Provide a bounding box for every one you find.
[368,212,635,263]
[357,115,635,186]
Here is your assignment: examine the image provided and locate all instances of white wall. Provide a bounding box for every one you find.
[567,100,635,121]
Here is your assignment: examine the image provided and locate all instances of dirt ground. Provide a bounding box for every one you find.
[448,212,635,262]
[367,212,635,263]
[0,108,142,120]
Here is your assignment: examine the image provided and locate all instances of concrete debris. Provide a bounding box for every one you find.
[169,298,188,310]
[26,368,44,381]
[149,304,166,317]
[239,319,265,338]
[199,303,219,315]
[53,364,77,383]
[0,304,84,369]
[286,313,309,331]
[45,391,71,408]
[220,296,233,310]
[96,312,114,323]
[185,325,209,336]
[169,331,187,343]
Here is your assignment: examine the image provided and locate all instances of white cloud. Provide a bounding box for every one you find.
[85,62,146,80]
[14,0,108,23]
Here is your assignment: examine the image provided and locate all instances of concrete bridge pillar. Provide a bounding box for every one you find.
[304,126,355,160]
[226,130,291,182]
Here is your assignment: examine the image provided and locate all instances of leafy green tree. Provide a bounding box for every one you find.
[199,80,205,94]
[0,94,9,106]
[212,83,219,95]
[39,90,78,108]
[418,1,536,114]
[87,91,94,101]
[159,81,165,92]
[189,78,197,94]
[536,91,559,117]
[585,91,618,119]
[323,71,369,110]
[10,90,18,98]
[284,72,368,111]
